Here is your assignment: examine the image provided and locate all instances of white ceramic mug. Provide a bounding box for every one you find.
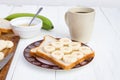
[65,7,95,43]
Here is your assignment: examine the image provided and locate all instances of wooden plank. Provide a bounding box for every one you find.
[9,39,55,80]
[55,7,117,80]
[55,7,96,80]
[101,8,120,37]
[100,8,120,80]
[0,4,13,18]
[39,6,73,38]
[2,5,119,80]
[0,4,20,80]
[37,6,60,37]
[10,5,38,14]
[0,34,20,80]
[7,6,55,80]
[85,7,117,80]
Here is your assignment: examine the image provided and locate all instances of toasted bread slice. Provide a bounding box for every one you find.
[30,35,94,70]
[0,39,14,61]
[30,35,57,56]
[0,18,13,35]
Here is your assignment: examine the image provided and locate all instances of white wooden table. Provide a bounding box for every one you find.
[0,5,120,80]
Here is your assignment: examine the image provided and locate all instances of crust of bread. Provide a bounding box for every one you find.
[0,18,13,35]
[30,49,94,70]
[0,28,13,35]
[30,47,39,56]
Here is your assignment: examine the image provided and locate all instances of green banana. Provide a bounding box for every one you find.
[5,13,54,30]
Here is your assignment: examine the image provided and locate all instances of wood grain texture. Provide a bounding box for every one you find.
[0,34,20,80]
[0,5,119,80]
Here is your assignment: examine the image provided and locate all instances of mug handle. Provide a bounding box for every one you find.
[65,12,69,27]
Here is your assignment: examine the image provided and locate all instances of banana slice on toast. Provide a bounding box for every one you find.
[63,54,77,63]
[60,46,72,54]
[59,38,72,45]
[51,50,64,60]
[43,45,55,53]
[51,41,63,49]
[69,42,81,50]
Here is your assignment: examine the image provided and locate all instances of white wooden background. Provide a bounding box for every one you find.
[0,4,120,80]
[0,0,120,7]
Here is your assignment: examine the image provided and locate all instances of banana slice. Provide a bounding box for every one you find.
[71,51,84,59]
[63,54,77,63]
[79,46,92,55]
[51,41,63,49]
[51,50,64,60]
[59,38,72,45]
[60,46,72,54]
[0,40,7,51]
[6,40,14,48]
[0,52,4,61]
[43,45,55,53]
[0,40,14,51]
[69,42,81,50]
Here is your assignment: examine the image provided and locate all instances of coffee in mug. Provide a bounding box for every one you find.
[65,7,95,43]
